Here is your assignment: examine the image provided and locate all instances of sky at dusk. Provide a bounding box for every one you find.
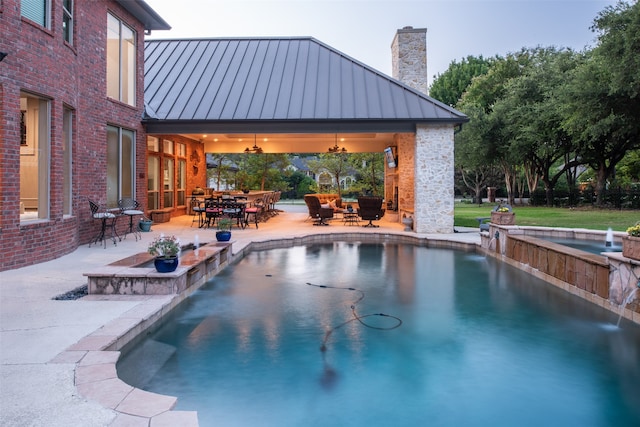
[146,0,617,87]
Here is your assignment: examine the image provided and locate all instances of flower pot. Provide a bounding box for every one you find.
[401,216,413,231]
[154,256,179,273]
[139,219,152,232]
[216,231,232,242]
[490,211,515,225]
[622,236,640,261]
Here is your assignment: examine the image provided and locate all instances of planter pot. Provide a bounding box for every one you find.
[622,236,640,260]
[139,219,152,232]
[216,231,232,242]
[154,256,179,273]
[491,211,515,225]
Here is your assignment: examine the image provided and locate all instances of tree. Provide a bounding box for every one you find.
[453,104,501,204]
[348,153,384,196]
[495,47,582,206]
[456,52,533,205]
[429,55,493,107]
[560,1,640,205]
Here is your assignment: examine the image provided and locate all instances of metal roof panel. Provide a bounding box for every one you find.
[144,37,467,127]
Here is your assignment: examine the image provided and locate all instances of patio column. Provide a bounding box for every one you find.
[413,124,455,233]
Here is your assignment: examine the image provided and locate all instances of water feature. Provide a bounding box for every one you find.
[117,243,640,427]
[606,227,614,247]
[617,284,640,327]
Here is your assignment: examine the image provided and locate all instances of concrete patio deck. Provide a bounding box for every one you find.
[0,204,480,426]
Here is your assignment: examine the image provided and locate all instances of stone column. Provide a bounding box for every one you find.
[414,124,455,233]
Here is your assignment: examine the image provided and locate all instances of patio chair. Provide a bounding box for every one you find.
[304,195,333,226]
[88,199,119,248]
[222,201,246,229]
[244,198,264,229]
[204,199,223,228]
[118,198,143,241]
[357,196,385,227]
[190,198,205,228]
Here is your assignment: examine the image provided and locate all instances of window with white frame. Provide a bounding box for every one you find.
[21,0,50,28]
[106,125,135,207]
[107,13,136,106]
[62,0,73,44]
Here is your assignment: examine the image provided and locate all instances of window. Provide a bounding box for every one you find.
[107,13,136,106]
[106,125,135,207]
[177,143,186,207]
[62,0,73,44]
[62,107,73,215]
[148,155,160,210]
[163,157,174,208]
[162,140,174,208]
[147,136,160,209]
[20,92,51,221]
[21,0,50,28]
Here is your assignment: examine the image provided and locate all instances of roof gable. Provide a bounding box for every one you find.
[143,37,466,131]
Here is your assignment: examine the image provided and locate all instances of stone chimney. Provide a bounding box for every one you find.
[391,26,428,94]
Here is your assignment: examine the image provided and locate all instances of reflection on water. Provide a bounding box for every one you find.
[118,243,640,427]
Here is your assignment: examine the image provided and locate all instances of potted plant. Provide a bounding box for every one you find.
[148,234,181,272]
[622,222,640,260]
[138,216,153,232]
[490,204,515,225]
[216,218,233,242]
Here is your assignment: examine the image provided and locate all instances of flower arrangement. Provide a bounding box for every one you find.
[627,222,640,237]
[148,234,180,258]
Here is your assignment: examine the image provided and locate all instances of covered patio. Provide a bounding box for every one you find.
[143,34,467,233]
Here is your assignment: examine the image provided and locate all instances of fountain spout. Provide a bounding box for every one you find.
[605,227,613,247]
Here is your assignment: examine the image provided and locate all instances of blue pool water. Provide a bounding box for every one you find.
[118,243,640,427]
[544,237,621,255]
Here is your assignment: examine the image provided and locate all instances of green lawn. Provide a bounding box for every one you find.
[455,202,640,232]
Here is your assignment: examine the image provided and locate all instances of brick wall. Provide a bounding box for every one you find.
[0,0,150,271]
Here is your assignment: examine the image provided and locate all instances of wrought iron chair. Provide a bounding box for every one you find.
[88,199,119,248]
[118,198,143,241]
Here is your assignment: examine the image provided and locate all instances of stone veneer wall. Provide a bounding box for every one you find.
[396,133,415,218]
[391,27,428,94]
[414,124,455,233]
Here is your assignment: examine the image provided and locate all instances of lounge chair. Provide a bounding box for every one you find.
[357,196,385,227]
[304,195,334,226]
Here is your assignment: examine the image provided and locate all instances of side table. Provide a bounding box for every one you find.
[343,211,360,226]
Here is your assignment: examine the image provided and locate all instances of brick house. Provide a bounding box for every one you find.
[0,0,169,271]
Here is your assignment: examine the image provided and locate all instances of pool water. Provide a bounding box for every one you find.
[118,243,640,427]
[544,237,621,255]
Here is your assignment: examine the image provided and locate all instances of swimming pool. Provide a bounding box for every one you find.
[118,242,640,427]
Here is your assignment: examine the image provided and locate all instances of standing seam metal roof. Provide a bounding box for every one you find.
[143,37,467,128]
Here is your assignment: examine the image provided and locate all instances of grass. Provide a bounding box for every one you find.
[455,202,639,232]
